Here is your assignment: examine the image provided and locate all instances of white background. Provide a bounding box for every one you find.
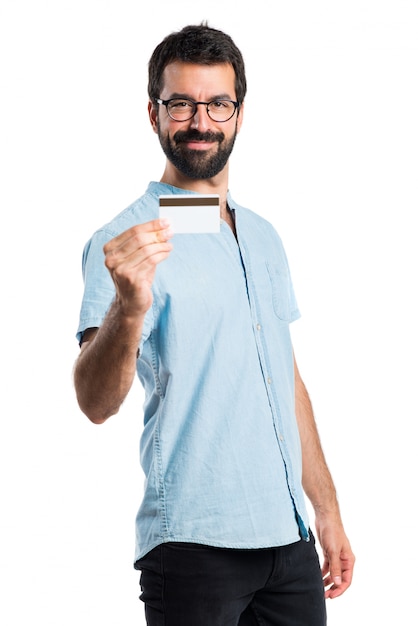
[1,1,417,623]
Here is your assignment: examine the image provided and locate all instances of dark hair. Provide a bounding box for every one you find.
[148,23,247,104]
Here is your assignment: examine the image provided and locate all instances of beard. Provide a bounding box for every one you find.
[157,123,238,180]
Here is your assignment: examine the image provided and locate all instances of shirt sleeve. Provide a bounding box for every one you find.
[76,229,115,343]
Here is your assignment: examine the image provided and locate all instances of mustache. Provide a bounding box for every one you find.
[173,129,225,144]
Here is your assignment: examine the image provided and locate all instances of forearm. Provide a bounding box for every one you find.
[294,358,340,518]
[293,355,355,596]
[74,300,145,424]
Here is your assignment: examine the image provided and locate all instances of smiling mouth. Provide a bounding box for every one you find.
[183,140,215,150]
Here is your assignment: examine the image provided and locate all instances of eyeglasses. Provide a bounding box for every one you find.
[155,98,240,122]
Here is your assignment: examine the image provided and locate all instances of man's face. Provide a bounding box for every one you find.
[150,62,243,180]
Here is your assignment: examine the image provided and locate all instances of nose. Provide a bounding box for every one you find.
[189,103,211,130]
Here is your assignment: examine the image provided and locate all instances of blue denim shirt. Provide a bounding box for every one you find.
[77,182,310,562]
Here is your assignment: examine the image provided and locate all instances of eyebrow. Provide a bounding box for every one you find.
[166,92,236,101]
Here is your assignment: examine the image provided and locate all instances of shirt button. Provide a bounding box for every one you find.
[256,323,261,331]
[267,377,272,384]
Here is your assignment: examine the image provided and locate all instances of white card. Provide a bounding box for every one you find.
[159,194,220,234]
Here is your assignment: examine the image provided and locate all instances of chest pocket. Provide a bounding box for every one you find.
[266,262,292,321]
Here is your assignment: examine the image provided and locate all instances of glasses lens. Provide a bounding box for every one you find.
[167,99,195,121]
[207,100,236,121]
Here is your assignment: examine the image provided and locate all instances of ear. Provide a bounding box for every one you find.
[148,100,158,133]
[236,101,245,134]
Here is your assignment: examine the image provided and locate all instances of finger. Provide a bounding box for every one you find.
[104,219,172,256]
[325,580,349,599]
[109,241,173,280]
[329,553,342,585]
[323,555,354,599]
[104,230,173,274]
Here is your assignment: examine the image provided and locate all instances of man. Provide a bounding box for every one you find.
[74,23,354,626]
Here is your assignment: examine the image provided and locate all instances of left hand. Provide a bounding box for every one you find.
[315,516,355,599]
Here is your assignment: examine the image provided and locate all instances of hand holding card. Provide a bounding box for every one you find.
[159,194,220,234]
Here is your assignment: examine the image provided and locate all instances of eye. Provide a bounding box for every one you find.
[209,100,233,110]
[169,99,194,110]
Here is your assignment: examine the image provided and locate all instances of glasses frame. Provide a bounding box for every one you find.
[155,97,240,122]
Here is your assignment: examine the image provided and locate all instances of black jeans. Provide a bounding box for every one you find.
[135,532,326,625]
